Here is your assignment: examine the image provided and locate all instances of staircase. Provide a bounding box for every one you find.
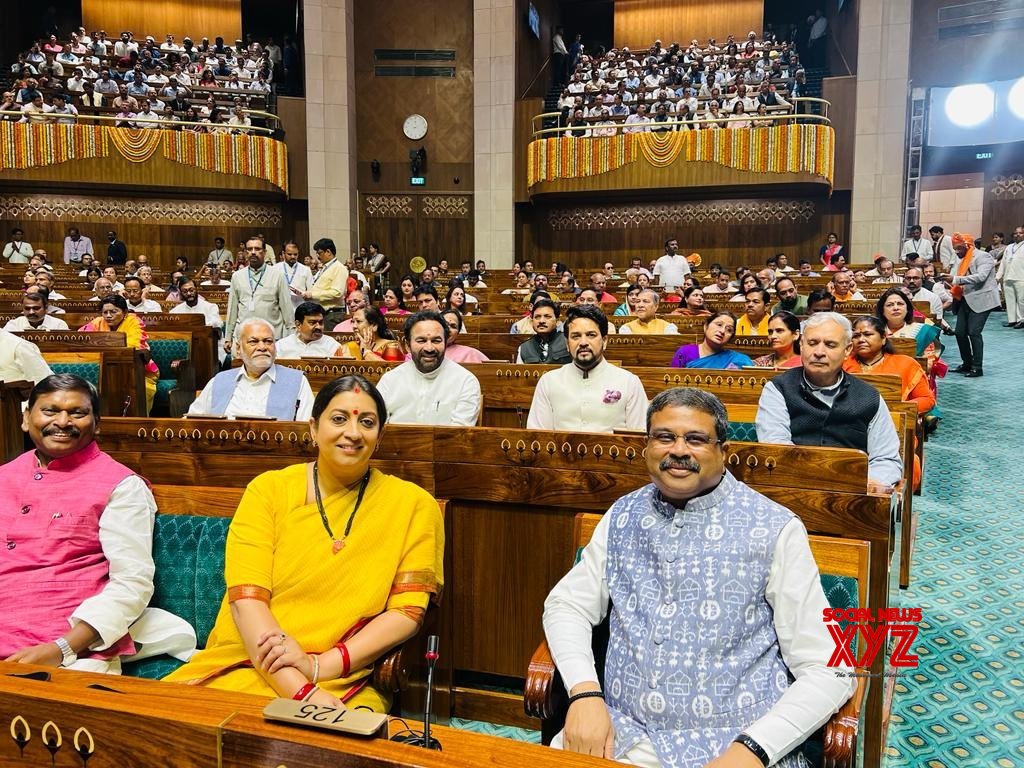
[541,82,562,132]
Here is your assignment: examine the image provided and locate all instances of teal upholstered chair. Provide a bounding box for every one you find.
[727,421,759,442]
[525,516,867,768]
[147,336,192,416]
[122,514,230,679]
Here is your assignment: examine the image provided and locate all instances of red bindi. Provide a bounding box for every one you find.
[353,384,362,394]
[352,408,359,415]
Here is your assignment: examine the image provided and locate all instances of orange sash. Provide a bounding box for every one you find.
[950,247,974,300]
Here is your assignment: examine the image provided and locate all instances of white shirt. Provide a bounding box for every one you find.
[376,358,481,427]
[188,365,314,420]
[275,333,341,358]
[3,240,33,263]
[899,237,931,261]
[543,507,854,766]
[3,315,70,332]
[932,235,957,271]
[910,286,944,318]
[171,296,223,328]
[527,358,647,432]
[998,241,1024,282]
[0,329,53,383]
[72,474,157,652]
[652,253,692,289]
[127,299,163,313]
[274,260,314,307]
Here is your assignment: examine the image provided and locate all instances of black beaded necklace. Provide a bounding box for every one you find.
[312,463,371,554]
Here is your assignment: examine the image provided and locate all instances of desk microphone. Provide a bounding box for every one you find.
[422,635,440,750]
[390,634,441,750]
[121,395,132,416]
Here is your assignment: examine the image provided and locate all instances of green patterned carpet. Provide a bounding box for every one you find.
[885,319,1024,767]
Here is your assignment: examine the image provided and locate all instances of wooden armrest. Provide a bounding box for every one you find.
[823,674,867,768]
[524,639,560,720]
[372,645,407,694]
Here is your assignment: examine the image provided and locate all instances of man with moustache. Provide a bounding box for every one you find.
[769,276,807,315]
[516,299,571,364]
[375,311,481,426]
[276,302,341,358]
[225,236,295,347]
[527,305,647,432]
[755,312,902,494]
[274,240,314,309]
[0,374,157,673]
[3,289,69,331]
[187,318,313,420]
[543,387,853,767]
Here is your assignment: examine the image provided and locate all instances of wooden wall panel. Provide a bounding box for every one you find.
[82,0,241,43]
[358,193,473,272]
[982,175,1024,241]
[353,0,473,196]
[613,0,763,49]
[277,96,308,201]
[823,76,856,191]
[517,192,851,271]
[0,194,283,272]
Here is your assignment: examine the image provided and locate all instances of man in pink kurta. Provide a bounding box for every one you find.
[0,374,156,673]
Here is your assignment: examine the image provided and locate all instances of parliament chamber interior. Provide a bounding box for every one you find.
[0,0,1022,766]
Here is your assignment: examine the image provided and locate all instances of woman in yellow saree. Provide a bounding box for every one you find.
[78,294,158,413]
[164,375,444,711]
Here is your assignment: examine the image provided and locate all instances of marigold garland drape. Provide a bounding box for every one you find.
[526,125,834,188]
[0,123,288,193]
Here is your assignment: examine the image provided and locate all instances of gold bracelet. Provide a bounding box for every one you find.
[310,653,320,684]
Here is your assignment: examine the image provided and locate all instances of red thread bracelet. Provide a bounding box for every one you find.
[293,682,316,701]
[336,642,351,678]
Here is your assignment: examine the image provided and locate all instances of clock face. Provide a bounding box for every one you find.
[403,114,428,140]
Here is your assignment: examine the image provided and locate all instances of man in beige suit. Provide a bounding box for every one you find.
[225,236,294,348]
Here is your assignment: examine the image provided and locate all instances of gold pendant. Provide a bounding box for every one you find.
[332,539,345,554]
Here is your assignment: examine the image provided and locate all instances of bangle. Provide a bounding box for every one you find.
[293,682,315,701]
[733,734,769,767]
[309,653,320,685]
[567,690,604,706]
[335,642,351,678]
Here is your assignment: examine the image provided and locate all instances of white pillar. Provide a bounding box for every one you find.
[473,0,515,268]
[848,0,913,262]
[304,0,358,252]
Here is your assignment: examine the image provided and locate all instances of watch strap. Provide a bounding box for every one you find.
[53,636,77,666]
[733,733,769,766]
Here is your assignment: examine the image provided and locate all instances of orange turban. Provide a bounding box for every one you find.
[951,232,974,248]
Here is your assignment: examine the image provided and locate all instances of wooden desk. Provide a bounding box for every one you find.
[0,662,611,768]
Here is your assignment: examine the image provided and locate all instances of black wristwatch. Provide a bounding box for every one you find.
[733,733,769,766]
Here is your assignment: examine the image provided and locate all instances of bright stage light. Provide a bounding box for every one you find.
[944,84,995,128]
[1008,77,1024,120]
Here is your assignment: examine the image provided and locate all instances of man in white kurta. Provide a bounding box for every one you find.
[376,312,481,427]
[0,329,53,385]
[225,237,294,345]
[275,302,342,358]
[652,238,691,291]
[528,306,647,432]
[3,291,69,332]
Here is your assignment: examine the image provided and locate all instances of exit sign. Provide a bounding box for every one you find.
[976,152,993,159]
[410,176,426,185]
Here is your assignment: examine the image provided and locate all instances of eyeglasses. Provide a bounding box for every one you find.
[648,431,721,448]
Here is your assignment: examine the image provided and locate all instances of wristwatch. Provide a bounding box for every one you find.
[733,733,769,766]
[53,637,78,667]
